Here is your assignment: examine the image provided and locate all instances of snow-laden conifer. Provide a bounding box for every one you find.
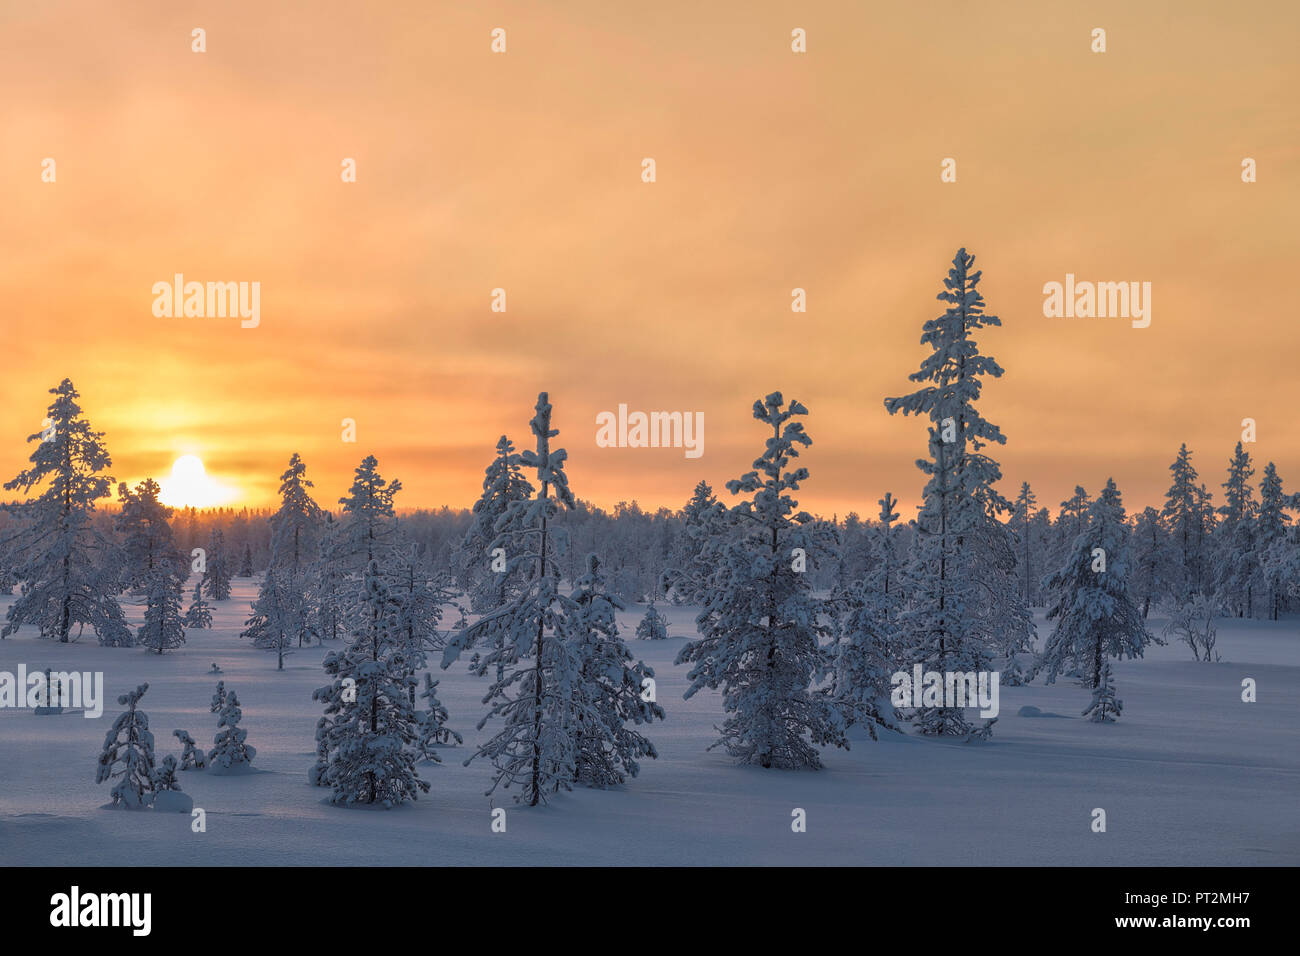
[1,379,130,645]
[569,553,664,787]
[116,478,182,593]
[415,674,462,762]
[1082,659,1123,722]
[664,480,728,605]
[184,580,212,629]
[173,729,207,770]
[635,603,669,640]
[138,558,187,654]
[676,392,846,768]
[311,560,427,806]
[313,513,347,641]
[95,683,155,808]
[882,250,1021,736]
[441,393,583,804]
[1257,462,1292,620]
[208,690,256,772]
[210,680,226,714]
[242,565,309,669]
[834,493,903,735]
[457,436,533,612]
[201,529,233,601]
[1041,478,1151,688]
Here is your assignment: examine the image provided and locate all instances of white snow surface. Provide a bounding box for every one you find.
[1,576,1296,865]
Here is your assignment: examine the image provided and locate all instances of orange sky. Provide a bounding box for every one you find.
[2,1,1297,520]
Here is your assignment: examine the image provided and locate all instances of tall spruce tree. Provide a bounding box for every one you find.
[1,379,129,645]
[1213,442,1258,617]
[1162,444,1203,599]
[271,453,322,646]
[882,249,1020,737]
[441,393,583,805]
[1012,482,1037,608]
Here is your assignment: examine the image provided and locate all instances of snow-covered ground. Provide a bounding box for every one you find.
[1,577,1296,866]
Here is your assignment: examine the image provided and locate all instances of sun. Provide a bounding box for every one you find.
[160,454,225,508]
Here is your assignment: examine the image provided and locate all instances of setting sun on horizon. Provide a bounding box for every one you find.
[154,453,238,510]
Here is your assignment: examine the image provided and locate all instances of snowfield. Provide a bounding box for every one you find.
[1,576,1297,866]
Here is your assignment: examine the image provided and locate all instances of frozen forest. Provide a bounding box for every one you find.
[2,250,1297,864]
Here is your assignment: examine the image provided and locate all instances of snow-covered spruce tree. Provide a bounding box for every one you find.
[1130,506,1176,619]
[95,683,155,808]
[1257,462,1292,620]
[138,558,187,654]
[336,455,402,574]
[635,603,669,640]
[173,729,207,770]
[1,379,130,645]
[664,480,729,605]
[440,392,584,805]
[390,544,457,706]
[676,392,846,768]
[238,543,254,577]
[1212,441,1258,617]
[115,478,181,594]
[149,753,193,812]
[1054,486,1091,569]
[241,565,302,669]
[264,453,323,647]
[1040,478,1151,689]
[1011,482,1037,609]
[834,492,906,733]
[1082,659,1123,723]
[313,513,347,642]
[150,754,183,793]
[201,529,233,601]
[457,436,533,612]
[208,690,256,772]
[882,249,1024,737]
[184,580,212,629]
[210,680,226,713]
[569,553,664,787]
[415,674,462,762]
[1162,444,1205,599]
[311,560,427,806]
[270,453,323,572]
